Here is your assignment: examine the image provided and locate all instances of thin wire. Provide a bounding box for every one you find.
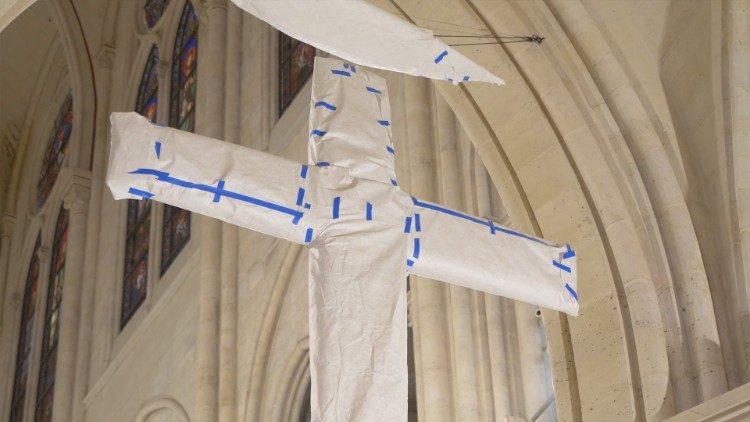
[447,35,545,46]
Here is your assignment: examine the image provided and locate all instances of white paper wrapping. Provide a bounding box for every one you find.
[230,0,505,85]
[107,57,577,422]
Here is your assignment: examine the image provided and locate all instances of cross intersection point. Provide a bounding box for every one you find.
[107,57,577,421]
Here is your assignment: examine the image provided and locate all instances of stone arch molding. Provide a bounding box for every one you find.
[134,396,191,422]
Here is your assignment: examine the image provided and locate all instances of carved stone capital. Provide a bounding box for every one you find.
[63,185,90,214]
[37,245,51,262]
[1,215,15,238]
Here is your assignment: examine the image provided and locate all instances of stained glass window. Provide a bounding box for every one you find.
[279,33,314,114]
[9,237,41,422]
[162,0,197,274]
[37,94,73,209]
[144,0,170,29]
[35,209,68,422]
[121,46,159,328]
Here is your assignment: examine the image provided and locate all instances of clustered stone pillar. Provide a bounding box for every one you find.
[52,183,90,422]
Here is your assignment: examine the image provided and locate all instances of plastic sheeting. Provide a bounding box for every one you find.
[230,0,505,85]
[107,57,577,421]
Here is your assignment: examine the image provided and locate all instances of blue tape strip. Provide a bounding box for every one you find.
[332,196,341,219]
[129,168,303,222]
[404,216,412,233]
[563,244,576,259]
[413,238,420,258]
[300,165,308,179]
[331,69,351,77]
[128,187,154,199]
[316,162,330,167]
[305,227,313,243]
[378,120,390,126]
[314,101,337,110]
[310,129,327,137]
[447,78,454,83]
[296,187,305,206]
[366,202,373,221]
[463,75,470,82]
[366,86,382,94]
[552,260,572,273]
[390,179,398,186]
[386,145,395,154]
[155,141,162,159]
[565,283,578,301]
[411,196,550,246]
[415,213,421,232]
[304,203,311,209]
[343,63,357,73]
[434,50,448,63]
[407,259,415,267]
[212,180,225,203]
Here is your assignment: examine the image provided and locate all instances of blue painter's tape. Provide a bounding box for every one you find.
[407,259,415,267]
[386,145,395,154]
[366,202,373,221]
[296,187,305,206]
[128,187,154,199]
[390,179,398,186]
[553,260,572,273]
[305,227,313,243]
[155,141,162,159]
[366,86,382,94]
[563,244,576,259]
[304,203,311,209]
[463,75,470,82]
[447,78,454,83]
[413,238,420,258]
[410,196,550,246]
[565,283,578,301]
[434,50,448,63]
[300,165,308,179]
[316,162,330,167]
[488,219,497,234]
[129,168,303,222]
[378,120,391,126]
[404,216,412,233]
[331,69,351,77]
[212,180,225,203]
[314,101,337,110]
[310,129,327,137]
[343,63,357,73]
[415,213,421,232]
[332,196,341,219]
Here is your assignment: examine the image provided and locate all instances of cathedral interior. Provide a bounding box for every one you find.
[0,0,749,421]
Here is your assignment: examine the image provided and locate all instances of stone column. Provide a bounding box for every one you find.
[434,94,482,420]
[727,0,750,384]
[219,3,241,421]
[52,183,90,422]
[0,215,15,324]
[404,76,453,421]
[195,1,226,421]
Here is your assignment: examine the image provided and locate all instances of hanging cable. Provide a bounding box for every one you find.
[435,34,544,46]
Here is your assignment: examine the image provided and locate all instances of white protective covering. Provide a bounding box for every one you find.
[230,0,505,85]
[107,57,577,421]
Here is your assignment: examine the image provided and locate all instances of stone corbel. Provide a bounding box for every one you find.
[1,214,15,238]
[57,168,92,215]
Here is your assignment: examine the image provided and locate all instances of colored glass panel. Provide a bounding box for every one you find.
[162,0,197,274]
[144,0,170,28]
[37,94,73,209]
[121,45,160,328]
[9,237,41,422]
[279,33,314,114]
[35,209,68,422]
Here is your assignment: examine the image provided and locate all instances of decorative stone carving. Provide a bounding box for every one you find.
[63,184,90,214]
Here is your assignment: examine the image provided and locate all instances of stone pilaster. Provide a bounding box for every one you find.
[0,214,16,325]
[51,183,89,422]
